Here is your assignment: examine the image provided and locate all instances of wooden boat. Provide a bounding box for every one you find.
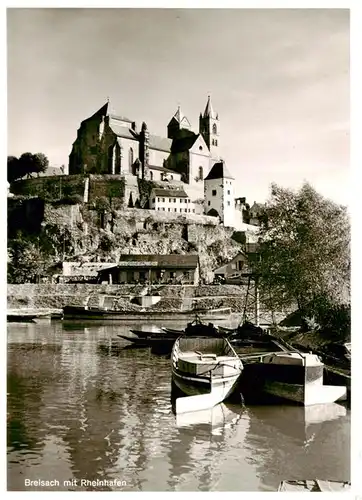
[117,334,176,350]
[278,480,350,492]
[260,352,347,405]
[63,305,231,321]
[171,336,243,414]
[162,316,227,338]
[129,328,165,338]
[7,309,53,323]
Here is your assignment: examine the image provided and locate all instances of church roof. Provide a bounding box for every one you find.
[148,135,172,152]
[111,125,138,140]
[109,113,134,123]
[90,102,134,123]
[169,106,191,128]
[171,133,199,153]
[203,96,217,119]
[205,160,234,180]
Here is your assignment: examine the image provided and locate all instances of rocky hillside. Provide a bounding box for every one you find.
[8,199,245,283]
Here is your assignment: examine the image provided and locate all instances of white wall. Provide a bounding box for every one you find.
[204,177,235,227]
[223,178,235,227]
[117,137,139,174]
[204,178,223,217]
[149,190,197,214]
[148,168,182,182]
[148,149,170,167]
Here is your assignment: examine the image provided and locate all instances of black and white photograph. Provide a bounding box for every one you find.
[6,5,355,494]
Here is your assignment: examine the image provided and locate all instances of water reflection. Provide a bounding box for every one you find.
[7,321,350,492]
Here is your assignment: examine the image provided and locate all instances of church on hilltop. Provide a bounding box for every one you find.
[68,96,259,229]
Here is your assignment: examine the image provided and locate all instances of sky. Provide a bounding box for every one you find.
[7,7,350,205]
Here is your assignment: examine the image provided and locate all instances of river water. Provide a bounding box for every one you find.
[7,320,350,492]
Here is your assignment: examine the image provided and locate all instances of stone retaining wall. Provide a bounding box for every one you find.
[7,284,284,322]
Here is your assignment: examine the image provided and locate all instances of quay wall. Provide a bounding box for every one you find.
[7,283,258,314]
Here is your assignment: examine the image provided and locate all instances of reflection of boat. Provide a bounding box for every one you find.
[171,337,243,413]
[260,352,347,405]
[63,305,232,321]
[248,402,347,444]
[278,480,351,492]
[176,402,243,431]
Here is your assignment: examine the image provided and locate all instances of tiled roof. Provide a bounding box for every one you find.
[205,160,234,180]
[152,188,188,198]
[111,124,139,140]
[148,134,172,152]
[98,254,199,270]
[109,113,134,123]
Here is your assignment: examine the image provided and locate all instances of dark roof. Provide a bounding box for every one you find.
[205,160,234,180]
[148,134,172,152]
[98,254,199,270]
[203,96,217,119]
[90,102,109,119]
[152,188,188,198]
[171,133,199,153]
[168,107,191,127]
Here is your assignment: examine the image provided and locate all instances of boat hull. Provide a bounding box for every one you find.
[63,305,232,321]
[173,369,240,399]
[171,336,243,413]
[260,352,347,406]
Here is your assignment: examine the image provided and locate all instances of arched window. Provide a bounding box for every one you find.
[150,171,153,180]
[212,123,217,135]
[129,148,134,169]
[198,166,203,180]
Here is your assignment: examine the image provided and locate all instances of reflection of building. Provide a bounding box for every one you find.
[97,254,200,285]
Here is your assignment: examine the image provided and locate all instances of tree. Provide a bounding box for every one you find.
[7,152,49,182]
[7,237,50,284]
[255,182,350,331]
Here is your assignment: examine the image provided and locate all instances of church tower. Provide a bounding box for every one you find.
[199,96,220,160]
[167,106,192,140]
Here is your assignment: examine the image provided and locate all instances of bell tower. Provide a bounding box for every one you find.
[199,95,220,160]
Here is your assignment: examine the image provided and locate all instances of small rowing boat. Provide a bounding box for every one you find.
[278,480,350,492]
[171,336,243,413]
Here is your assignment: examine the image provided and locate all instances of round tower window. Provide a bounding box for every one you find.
[199,146,203,151]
